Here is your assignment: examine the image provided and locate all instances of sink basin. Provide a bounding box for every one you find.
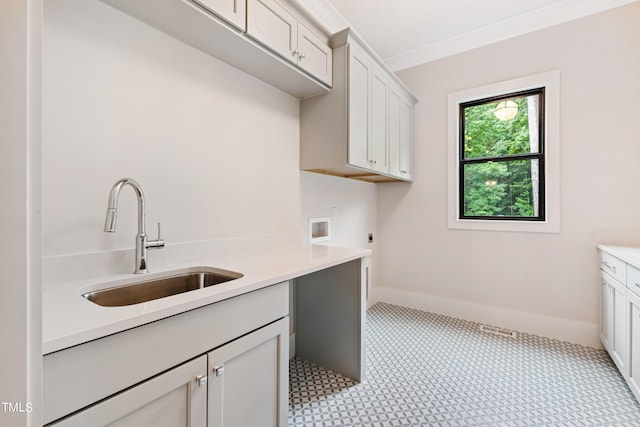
[82,267,243,307]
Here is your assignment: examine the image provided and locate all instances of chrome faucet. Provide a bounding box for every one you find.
[104,178,164,274]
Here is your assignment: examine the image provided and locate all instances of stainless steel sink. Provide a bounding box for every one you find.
[82,267,243,307]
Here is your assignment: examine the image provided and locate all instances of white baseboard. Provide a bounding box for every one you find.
[374,286,601,348]
[366,294,379,309]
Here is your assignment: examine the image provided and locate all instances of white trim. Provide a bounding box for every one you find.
[375,286,601,348]
[385,0,640,71]
[447,70,561,233]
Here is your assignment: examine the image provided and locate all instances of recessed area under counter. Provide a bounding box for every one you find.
[43,243,369,425]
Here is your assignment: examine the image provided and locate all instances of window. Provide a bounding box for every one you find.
[447,71,560,233]
[459,88,545,221]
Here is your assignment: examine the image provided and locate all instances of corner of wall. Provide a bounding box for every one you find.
[376,286,601,348]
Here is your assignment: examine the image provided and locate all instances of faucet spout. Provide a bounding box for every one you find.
[104,178,164,274]
[104,178,146,233]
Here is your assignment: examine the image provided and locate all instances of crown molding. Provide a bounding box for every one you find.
[385,0,639,71]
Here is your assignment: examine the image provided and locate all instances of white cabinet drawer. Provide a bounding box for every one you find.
[600,251,627,284]
[628,265,640,296]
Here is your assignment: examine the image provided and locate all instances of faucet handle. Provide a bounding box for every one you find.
[146,222,165,250]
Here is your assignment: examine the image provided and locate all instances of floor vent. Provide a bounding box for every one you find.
[480,325,517,338]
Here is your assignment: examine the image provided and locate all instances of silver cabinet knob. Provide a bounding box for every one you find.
[213,365,225,377]
[196,375,208,387]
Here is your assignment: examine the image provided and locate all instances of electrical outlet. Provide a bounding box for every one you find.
[368,233,373,243]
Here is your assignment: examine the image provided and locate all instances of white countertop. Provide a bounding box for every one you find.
[598,245,640,270]
[43,244,370,354]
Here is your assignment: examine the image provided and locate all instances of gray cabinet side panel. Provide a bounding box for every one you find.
[294,259,364,381]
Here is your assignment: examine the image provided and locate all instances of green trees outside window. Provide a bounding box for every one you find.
[459,88,545,220]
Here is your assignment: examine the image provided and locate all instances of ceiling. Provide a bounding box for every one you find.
[312,0,639,70]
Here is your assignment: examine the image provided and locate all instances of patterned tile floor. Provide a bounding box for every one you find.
[289,303,640,426]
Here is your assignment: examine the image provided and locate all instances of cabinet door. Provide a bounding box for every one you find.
[389,88,402,177]
[347,41,373,170]
[208,317,288,427]
[399,97,414,180]
[611,278,627,373]
[370,65,389,174]
[389,84,414,180]
[297,23,332,86]
[192,0,246,31]
[627,292,640,400]
[48,356,207,427]
[246,0,297,62]
[600,275,612,350]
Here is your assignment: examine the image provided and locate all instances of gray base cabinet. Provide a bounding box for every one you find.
[44,282,289,426]
[49,317,288,427]
[208,319,288,427]
[49,356,208,427]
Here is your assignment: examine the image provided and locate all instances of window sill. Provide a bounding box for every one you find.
[448,217,560,233]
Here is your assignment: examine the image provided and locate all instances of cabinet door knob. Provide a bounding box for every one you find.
[196,374,208,387]
[299,53,306,60]
[213,365,225,377]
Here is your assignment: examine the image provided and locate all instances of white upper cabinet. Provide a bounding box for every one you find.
[192,0,246,30]
[301,29,417,183]
[246,0,332,86]
[347,42,390,174]
[347,41,373,170]
[389,83,414,180]
[100,0,331,98]
[369,65,390,174]
[297,23,332,86]
[246,0,297,59]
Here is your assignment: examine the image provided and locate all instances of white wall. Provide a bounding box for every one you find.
[43,0,299,256]
[300,171,377,296]
[300,171,376,248]
[0,0,42,425]
[42,0,375,269]
[376,3,640,347]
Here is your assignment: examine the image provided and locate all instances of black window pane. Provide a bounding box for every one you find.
[462,159,540,218]
[463,94,541,160]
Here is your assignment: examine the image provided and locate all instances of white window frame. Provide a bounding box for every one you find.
[447,70,560,233]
